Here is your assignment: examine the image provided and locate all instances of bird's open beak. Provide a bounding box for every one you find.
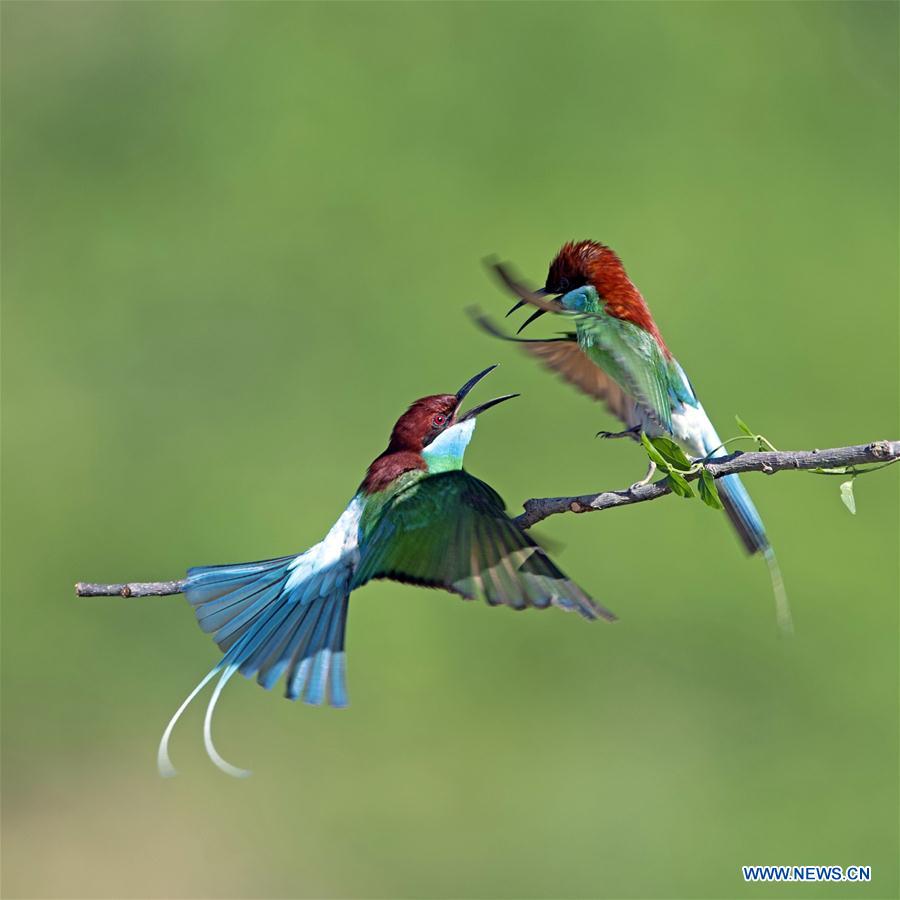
[505,288,548,318]
[454,364,519,421]
[458,393,519,421]
[515,306,549,335]
[489,261,562,335]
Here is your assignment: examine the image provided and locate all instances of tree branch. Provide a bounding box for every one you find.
[513,440,900,529]
[75,579,186,598]
[74,440,899,597]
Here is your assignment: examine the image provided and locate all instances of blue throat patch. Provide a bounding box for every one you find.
[561,285,600,312]
[421,418,476,473]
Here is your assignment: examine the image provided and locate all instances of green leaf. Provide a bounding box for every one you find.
[649,436,692,471]
[666,470,695,498]
[840,480,856,515]
[641,432,670,470]
[698,468,724,510]
[735,415,754,437]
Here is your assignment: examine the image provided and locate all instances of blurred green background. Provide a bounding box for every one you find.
[2,2,897,898]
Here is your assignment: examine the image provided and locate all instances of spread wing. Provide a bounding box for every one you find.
[471,310,635,426]
[353,470,614,621]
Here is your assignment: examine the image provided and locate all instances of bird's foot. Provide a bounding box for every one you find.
[597,425,642,441]
[629,461,657,492]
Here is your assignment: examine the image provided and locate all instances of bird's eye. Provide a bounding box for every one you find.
[558,276,570,292]
[433,414,446,427]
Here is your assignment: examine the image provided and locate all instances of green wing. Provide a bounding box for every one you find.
[576,308,674,433]
[353,471,614,621]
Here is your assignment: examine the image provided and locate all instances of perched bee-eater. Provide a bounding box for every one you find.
[476,240,789,630]
[116,366,611,778]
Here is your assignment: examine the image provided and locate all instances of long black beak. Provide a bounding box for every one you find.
[454,364,519,420]
[455,364,498,403]
[515,308,548,334]
[488,261,562,337]
[505,286,549,318]
[458,393,519,421]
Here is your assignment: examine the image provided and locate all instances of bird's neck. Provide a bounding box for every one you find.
[568,273,670,357]
[421,418,476,473]
[360,450,425,495]
[359,419,476,495]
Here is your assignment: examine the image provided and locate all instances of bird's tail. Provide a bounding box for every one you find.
[711,467,792,634]
[689,401,792,633]
[158,552,352,778]
[716,472,768,556]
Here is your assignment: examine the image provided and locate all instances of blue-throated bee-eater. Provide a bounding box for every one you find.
[106,366,613,778]
[474,241,789,631]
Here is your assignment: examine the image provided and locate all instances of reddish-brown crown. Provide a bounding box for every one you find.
[545,240,669,355]
[360,394,458,494]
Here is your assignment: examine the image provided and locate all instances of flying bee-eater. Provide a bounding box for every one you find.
[95,365,613,778]
[475,240,789,631]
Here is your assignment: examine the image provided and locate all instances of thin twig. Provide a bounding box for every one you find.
[75,579,186,598]
[513,440,900,529]
[74,440,899,597]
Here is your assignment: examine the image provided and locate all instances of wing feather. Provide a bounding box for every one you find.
[354,471,614,621]
[576,311,673,432]
[472,311,635,426]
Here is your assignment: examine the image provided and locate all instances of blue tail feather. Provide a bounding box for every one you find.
[193,570,288,623]
[694,417,791,632]
[184,557,351,705]
[208,578,291,644]
[713,472,792,633]
[715,473,769,556]
[255,600,323,690]
[159,500,363,776]
[158,556,352,778]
